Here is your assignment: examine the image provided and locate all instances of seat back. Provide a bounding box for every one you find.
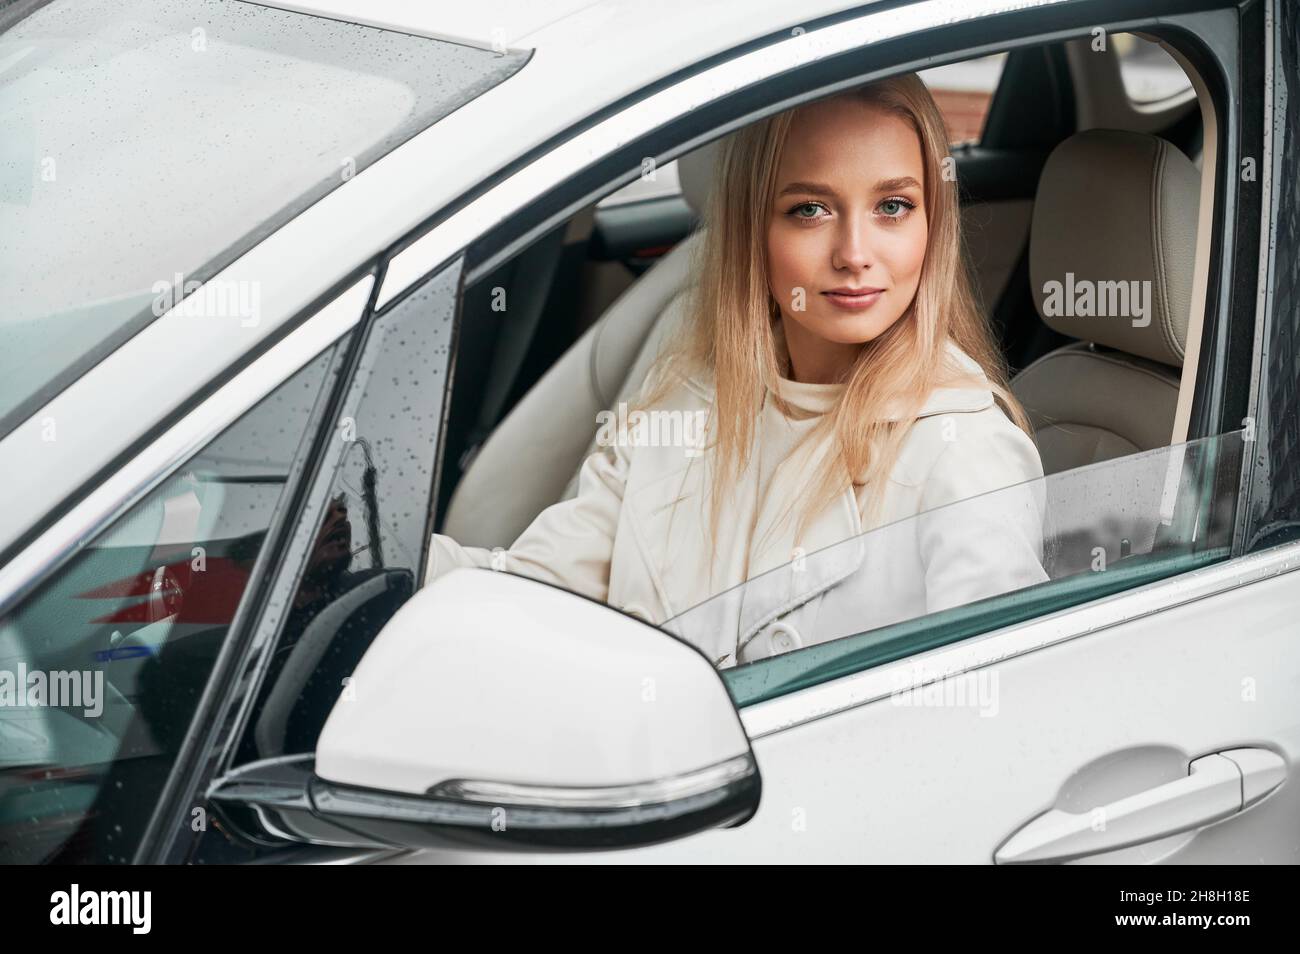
[1012,128,1201,474]
[442,145,718,548]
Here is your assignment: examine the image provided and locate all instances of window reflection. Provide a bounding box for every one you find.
[235,263,459,768]
[650,432,1245,706]
[0,349,335,863]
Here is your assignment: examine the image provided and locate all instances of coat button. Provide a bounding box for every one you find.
[768,621,802,656]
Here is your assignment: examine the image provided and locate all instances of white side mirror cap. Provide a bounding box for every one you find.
[233,568,763,850]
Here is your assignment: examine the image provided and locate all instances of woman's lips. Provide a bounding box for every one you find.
[822,288,884,310]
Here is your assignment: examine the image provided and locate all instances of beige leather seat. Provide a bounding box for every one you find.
[444,128,1201,548]
[442,145,719,548]
[1012,128,1200,474]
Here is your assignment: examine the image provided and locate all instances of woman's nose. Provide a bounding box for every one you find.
[830,217,876,271]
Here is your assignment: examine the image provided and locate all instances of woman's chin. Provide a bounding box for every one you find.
[805,310,903,345]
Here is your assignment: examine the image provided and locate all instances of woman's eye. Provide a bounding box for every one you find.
[878,197,914,218]
[788,202,827,220]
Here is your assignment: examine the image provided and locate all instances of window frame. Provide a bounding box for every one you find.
[1232,0,1285,554]
[734,6,1264,725]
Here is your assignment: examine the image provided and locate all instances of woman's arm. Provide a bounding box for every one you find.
[916,412,1049,614]
[425,440,631,604]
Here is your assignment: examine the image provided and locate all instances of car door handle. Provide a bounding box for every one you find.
[995,748,1286,864]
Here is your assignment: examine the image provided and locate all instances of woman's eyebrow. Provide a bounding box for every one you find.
[775,176,922,198]
[875,175,922,192]
[776,180,839,198]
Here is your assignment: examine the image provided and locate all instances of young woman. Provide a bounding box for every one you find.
[427,73,1049,667]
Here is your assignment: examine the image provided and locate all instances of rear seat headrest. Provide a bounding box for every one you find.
[677,140,719,217]
[1029,129,1200,368]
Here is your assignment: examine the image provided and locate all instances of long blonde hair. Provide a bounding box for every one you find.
[641,73,1030,542]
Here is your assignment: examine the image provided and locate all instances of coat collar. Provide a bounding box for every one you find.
[679,338,996,422]
[896,340,996,419]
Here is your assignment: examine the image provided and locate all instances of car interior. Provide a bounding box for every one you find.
[432,33,1212,552]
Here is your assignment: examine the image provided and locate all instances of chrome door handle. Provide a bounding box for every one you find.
[995,747,1286,864]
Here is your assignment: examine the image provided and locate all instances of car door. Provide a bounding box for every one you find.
[114,0,1288,864]
[376,0,1289,864]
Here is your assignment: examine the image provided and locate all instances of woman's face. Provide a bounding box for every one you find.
[766,96,929,383]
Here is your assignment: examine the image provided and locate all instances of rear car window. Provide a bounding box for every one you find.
[918,52,1007,145]
[0,0,527,437]
[1115,33,1193,104]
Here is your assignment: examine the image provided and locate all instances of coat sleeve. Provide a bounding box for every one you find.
[916,413,1049,615]
[425,440,631,603]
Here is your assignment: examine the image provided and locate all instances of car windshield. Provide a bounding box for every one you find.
[0,0,527,436]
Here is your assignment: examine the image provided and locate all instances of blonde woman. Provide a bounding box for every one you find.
[427,73,1048,667]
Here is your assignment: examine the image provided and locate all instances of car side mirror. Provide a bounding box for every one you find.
[210,568,760,852]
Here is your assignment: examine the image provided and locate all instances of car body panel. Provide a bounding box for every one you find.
[381,557,1300,863]
[256,0,607,50]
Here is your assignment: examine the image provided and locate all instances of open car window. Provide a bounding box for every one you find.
[657,431,1245,707]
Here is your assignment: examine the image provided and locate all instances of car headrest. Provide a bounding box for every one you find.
[1029,129,1200,368]
[677,140,719,216]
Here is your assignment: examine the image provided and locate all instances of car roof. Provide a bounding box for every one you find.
[254,0,878,51]
[247,0,887,166]
[256,0,605,50]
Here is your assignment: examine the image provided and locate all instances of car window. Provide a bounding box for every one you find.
[655,431,1245,707]
[0,0,526,439]
[598,160,684,208]
[1115,33,1193,104]
[918,53,1007,145]
[218,261,460,792]
[0,342,341,863]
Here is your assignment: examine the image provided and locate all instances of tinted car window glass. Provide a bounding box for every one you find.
[1115,33,1193,103]
[919,53,1007,144]
[0,345,339,863]
[231,261,460,779]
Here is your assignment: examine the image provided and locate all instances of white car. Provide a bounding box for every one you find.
[1,0,1296,865]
